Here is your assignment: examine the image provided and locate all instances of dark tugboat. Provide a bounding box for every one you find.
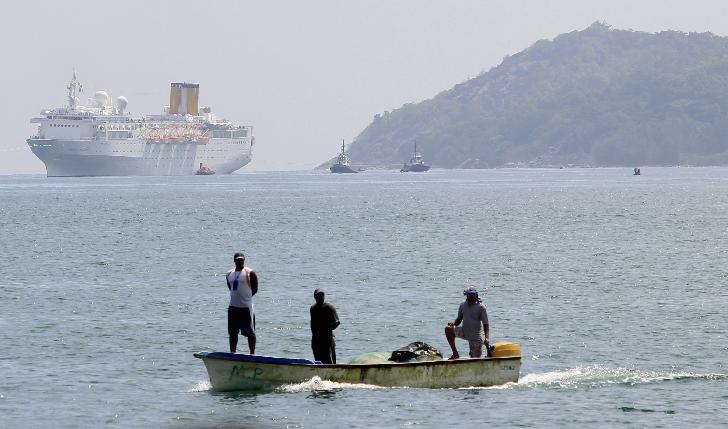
[401,142,430,172]
[195,162,215,175]
[330,140,358,173]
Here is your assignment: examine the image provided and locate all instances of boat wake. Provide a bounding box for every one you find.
[279,376,384,393]
[188,380,212,392]
[503,365,726,390]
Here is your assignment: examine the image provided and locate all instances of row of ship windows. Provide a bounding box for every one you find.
[47,123,248,137]
[112,152,199,157]
[109,153,229,159]
[46,128,248,140]
[92,127,249,136]
[111,150,236,153]
[104,140,245,144]
[211,130,248,138]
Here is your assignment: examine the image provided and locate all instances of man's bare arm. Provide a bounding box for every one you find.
[249,271,258,296]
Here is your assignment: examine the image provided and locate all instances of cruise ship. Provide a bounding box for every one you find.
[28,72,254,176]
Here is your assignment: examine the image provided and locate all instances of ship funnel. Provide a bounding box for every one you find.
[169,82,199,115]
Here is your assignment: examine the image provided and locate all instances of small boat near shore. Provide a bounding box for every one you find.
[194,342,521,391]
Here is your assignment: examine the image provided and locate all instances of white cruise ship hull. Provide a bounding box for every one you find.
[28,138,252,177]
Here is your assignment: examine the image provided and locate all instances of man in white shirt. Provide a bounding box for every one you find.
[226,252,258,354]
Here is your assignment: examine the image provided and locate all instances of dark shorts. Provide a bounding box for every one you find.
[228,306,255,337]
[312,336,336,364]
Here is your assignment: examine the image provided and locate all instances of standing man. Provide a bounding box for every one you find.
[310,288,340,364]
[226,252,258,354]
[444,287,490,360]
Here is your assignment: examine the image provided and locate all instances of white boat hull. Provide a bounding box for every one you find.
[28,138,252,177]
[194,352,521,391]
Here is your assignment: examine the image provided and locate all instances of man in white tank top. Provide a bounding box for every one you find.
[226,252,258,353]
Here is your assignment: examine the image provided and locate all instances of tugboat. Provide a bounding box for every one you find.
[330,140,358,173]
[195,162,215,175]
[401,142,430,172]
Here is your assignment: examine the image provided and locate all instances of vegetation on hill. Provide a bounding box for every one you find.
[337,22,728,168]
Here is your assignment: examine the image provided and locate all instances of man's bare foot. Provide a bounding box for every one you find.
[448,353,460,360]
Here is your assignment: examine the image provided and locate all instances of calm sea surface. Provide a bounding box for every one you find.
[1,168,726,428]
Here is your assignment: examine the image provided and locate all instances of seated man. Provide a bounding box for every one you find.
[444,287,490,359]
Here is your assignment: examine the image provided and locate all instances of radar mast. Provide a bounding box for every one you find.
[66,70,83,109]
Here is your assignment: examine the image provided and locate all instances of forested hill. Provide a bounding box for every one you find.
[335,22,728,168]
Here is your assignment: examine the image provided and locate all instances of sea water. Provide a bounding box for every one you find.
[0,168,726,428]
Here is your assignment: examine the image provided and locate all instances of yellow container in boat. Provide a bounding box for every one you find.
[491,342,521,358]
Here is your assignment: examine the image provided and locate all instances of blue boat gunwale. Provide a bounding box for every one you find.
[195,352,321,365]
[193,351,521,368]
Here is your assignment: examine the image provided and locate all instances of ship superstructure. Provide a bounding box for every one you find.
[28,72,254,176]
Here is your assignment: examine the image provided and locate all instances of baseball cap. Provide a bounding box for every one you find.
[233,252,245,260]
[314,288,324,296]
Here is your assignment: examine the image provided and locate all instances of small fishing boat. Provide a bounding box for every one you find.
[401,142,430,172]
[194,342,521,391]
[330,139,358,173]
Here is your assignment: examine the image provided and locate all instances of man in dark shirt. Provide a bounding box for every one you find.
[310,288,340,364]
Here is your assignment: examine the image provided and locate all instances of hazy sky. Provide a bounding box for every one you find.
[2,0,728,173]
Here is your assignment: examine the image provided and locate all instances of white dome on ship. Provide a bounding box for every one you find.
[94,91,110,107]
[116,96,128,110]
